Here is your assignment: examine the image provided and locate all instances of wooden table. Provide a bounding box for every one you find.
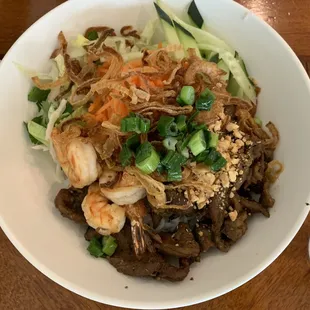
[0,1,309,309]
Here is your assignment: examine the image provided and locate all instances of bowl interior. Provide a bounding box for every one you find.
[0,0,309,309]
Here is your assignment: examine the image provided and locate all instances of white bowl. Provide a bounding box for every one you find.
[0,0,309,308]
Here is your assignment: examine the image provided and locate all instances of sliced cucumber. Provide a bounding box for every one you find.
[227,76,243,97]
[187,0,205,29]
[219,51,256,102]
[154,2,184,59]
[217,60,229,81]
[174,21,201,57]
[156,0,234,54]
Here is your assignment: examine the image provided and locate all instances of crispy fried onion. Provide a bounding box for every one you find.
[184,59,224,84]
[101,121,128,136]
[69,78,100,106]
[265,160,284,184]
[196,98,224,125]
[120,25,140,39]
[125,167,166,207]
[32,74,69,90]
[85,26,116,38]
[89,46,124,80]
[236,109,279,149]
[163,64,182,85]
[130,101,193,116]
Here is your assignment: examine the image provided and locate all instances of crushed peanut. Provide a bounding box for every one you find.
[226,122,239,132]
[229,210,238,222]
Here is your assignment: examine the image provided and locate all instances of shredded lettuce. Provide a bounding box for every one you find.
[54,54,65,77]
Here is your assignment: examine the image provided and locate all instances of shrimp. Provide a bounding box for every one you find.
[126,200,147,257]
[82,183,126,235]
[100,171,146,205]
[51,126,101,188]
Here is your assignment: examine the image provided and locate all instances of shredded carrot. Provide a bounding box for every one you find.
[183,61,190,69]
[122,59,143,73]
[158,42,163,49]
[94,98,129,123]
[88,95,102,113]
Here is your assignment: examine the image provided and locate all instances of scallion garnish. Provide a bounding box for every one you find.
[177,86,195,106]
[157,116,178,137]
[195,88,216,111]
[161,151,187,182]
[167,166,182,182]
[87,237,104,258]
[102,236,118,256]
[188,129,206,156]
[126,133,140,151]
[211,156,227,172]
[120,144,134,167]
[135,142,160,174]
[176,115,187,131]
[121,113,150,134]
[163,137,178,151]
[209,132,219,148]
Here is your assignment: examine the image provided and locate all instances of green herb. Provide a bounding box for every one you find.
[135,142,160,174]
[157,116,178,137]
[87,237,104,258]
[188,129,206,156]
[167,166,182,182]
[87,30,99,41]
[102,236,118,256]
[28,87,50,110]
[177,86,195,106]
[161,151,187,182]
[195,88,216,111]
[121,114,150,134]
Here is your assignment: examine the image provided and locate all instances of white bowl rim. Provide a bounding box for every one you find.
[0,0,309,309]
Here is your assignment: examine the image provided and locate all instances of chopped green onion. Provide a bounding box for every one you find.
[177,86,195,106]
[195,88,216,111]
[87,237,104,258]
[188,130,206,156]
[161,150,187,169]
[167,166,182,182]
[254,117,263,127]
[203,148,221,166]
[136,142,160,174]
[120,144,133,167]
[121,114,150,134]
[28,87,50,109]
[209,133,219,148]
[187,110,199,124]
[87,30,99,41]
[211,156,227,171]
[157,116,178,137]
[126,133,140,151]
[102,236,118,256]
[176,115,187,131]
[163,137,178,151]
[181,147,189,158]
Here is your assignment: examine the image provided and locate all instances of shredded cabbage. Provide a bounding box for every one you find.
[71,34,91,47]
[15,61,59,81]
[45,99,67,142]
[54,54,65,77]
[140,19,158,45]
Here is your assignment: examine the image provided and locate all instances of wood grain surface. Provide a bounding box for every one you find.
[0,0,309,309]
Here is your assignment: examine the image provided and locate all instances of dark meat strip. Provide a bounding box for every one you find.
[260,181,275,208]
[237,194,270,217]
[108,224,190,281]
[156,224,200,258]
[234,143,264,191]
[157,258,190,282]
[222,211,248,242]
[84,226,101,241]
[208,189,231,252]
[194,224,215,253]
[54,187,88,224]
